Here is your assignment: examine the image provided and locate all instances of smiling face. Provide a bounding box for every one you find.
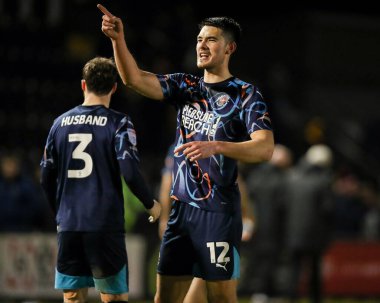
[196,25,233,71]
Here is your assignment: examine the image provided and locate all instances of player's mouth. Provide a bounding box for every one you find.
[198,53,210,61]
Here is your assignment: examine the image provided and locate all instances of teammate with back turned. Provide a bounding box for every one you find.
[40,56,161,303]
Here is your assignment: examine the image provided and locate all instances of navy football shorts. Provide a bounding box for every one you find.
[55,231,128,294]
[157,201,242,280]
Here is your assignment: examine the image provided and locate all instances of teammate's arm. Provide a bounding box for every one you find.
[119,159,161,222]
[97,4,163,101]
[115,116,161,222]
[175,129,274,163]
[40,166,58,214]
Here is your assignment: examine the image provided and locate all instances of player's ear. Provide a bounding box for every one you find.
[226,41,237,55]
[81,80,86,92]
[111,83,117,95]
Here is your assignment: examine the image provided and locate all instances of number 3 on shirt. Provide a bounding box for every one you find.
[67,133,93,178]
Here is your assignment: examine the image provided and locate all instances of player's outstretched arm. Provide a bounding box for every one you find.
[97,4,164,101]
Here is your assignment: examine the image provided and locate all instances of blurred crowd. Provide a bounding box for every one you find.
[238,144,380,303]
[1,140,380,302]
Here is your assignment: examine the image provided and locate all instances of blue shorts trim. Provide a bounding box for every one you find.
[94,264,128,294]
[232,246,240,279]
[55,269,94,289]
[55,265,128,294]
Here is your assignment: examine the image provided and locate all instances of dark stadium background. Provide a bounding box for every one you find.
[0,1,379,302]
[1,1,378,186]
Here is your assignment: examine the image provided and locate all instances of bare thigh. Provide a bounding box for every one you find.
[155,274,193,303]
[206,279,238,303]
[184,277,207,303]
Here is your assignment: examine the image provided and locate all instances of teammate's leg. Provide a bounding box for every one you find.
[85,232,129,303]
[184,277,207,303]
[100,292,128,302]
[63,288,88,303]
[57,233,93,303]
[93,263,129,303]
[206,279,238,303]
[154,274,193,303]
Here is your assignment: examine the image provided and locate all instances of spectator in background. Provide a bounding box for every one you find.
[0,152,47,232]
[361,181,380,240]
[284,144,334,303]
[332,171,369,239]
[246,144,293,303]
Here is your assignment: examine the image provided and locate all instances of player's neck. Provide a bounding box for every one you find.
[82,94,110,108]
[203,68,233,84]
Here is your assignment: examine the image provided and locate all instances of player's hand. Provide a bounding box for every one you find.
[174,141,218,162]
[242,218,254,242]
[97,4,124,41]
[148,200,161,223]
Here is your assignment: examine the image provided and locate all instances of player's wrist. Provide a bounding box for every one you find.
[214,141,223,155]
[110,31,124,44]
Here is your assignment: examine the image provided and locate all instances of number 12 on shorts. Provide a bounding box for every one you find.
[206,242,230,264]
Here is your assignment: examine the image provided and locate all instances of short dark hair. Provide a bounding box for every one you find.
[198,17,242,45]
[82,57,118,96]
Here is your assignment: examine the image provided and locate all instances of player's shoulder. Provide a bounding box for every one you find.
[233,77,265,97]
[233,77,255,90]
[166,72,201,84]
[107,108,135,129]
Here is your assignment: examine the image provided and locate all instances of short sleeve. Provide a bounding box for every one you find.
[241,87,273,135]
[156,73,190,107]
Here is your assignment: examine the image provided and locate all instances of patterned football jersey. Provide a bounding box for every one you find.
[157,74,272,213]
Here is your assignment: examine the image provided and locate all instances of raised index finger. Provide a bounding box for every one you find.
[97,4,114,18]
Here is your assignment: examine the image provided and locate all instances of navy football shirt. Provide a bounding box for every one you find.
[41,105,143,232]
[157,74,272,213]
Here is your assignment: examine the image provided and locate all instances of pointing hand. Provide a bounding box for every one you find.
[97,4,124,40]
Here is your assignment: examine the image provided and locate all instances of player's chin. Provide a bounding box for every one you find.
[197,59,216,70]
[197,61,209,69]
